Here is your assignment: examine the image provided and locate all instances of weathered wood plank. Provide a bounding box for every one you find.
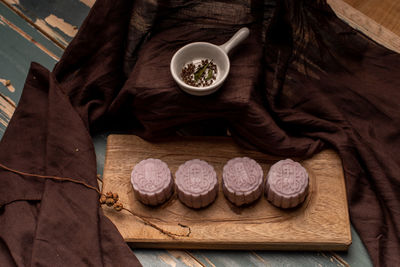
[0,2,63,59]
[184,238,372,267]
[79,0,95,8]
[2,0,91,49]
[327,0,400,53]
[0,14,59,61]
[0,1,62,139]
[132,249,205,267]
[190,250,269,267]
[342,0,400,37]
[192,250,343,267]
[0,92,15,137]
[335,226,373,267]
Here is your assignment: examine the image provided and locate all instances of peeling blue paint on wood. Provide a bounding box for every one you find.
[3,0,90,47]
[337,226,373,267]
[92,132,108,176]
[0,1,62,140]
[133,249,201,267]
[191,250,339,267]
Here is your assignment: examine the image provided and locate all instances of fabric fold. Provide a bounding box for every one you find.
[0,63,140,266]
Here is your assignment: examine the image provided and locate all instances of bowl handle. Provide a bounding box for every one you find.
[219,27,250,54]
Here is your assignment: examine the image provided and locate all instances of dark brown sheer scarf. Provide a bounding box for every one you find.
[0,0,399,266]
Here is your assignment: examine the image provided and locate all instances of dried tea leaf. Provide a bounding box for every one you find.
[206,69,214,81]
[194,61,210,81]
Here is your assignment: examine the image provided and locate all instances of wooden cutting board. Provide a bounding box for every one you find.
[101,135,351,250]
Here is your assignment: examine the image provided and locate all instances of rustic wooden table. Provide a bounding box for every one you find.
[2,0,399,266]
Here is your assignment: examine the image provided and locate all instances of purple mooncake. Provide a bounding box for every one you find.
[222,157,264,206]
[131,158,174,206]
[175,159,218,209]
[265,159,309,209]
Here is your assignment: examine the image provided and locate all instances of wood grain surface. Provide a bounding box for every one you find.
[343,0,400,37]
[102,135,351,250]
[328,0,400,53]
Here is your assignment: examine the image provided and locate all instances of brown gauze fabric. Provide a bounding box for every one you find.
[0,0,399,266]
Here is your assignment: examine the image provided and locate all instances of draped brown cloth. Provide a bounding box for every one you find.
[0,0,399,266]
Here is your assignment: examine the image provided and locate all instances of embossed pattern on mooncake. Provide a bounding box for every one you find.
[175,159,218,209]
[222,157,264,206]
[131,158,174,206]
[265,159,309,209]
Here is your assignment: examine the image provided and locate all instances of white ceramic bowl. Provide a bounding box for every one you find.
[170,27,249,96]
